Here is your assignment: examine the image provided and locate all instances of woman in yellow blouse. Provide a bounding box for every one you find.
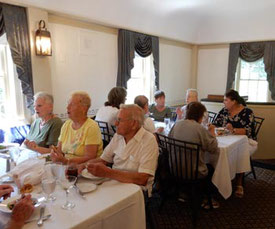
[50,91,103,164]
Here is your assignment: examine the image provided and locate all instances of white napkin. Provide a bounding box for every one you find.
[8,158,45,188]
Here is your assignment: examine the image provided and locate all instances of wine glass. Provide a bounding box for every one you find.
[41,177,56,202]
[60,175,77,210]
[51,162,66,183]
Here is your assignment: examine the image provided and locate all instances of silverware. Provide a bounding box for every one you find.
[37,205,45,226]
[74,185,86,199]
[25,214,51,224]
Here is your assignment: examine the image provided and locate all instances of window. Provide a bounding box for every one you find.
[235,58,272,102]
[0,34,27,123]
[126,52,156,104]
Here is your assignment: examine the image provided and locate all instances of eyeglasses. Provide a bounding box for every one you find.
[115,117,132,123]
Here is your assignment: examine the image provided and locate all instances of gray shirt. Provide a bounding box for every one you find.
[169,119,219,177]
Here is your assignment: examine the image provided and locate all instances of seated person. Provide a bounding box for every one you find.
[51,91,103,164]
[213,89,255,198]
[169,102,219,208]
[23,92,63,154]
[79,104,159,195]
[169,102,219,178]
[149,91,172,122]
[95,87,127,134]
[134,95,163,133]
[176,88,208,127]
[0,185,34,229]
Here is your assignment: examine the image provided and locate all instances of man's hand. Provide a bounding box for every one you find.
[87,163,110,178]
[77,163,86,175]
[0,184,14,199]
[8,195,34,228]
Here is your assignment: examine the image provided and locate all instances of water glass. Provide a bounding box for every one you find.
[164,118,170,129]
[41,177,56,202]
[60,175,77,210]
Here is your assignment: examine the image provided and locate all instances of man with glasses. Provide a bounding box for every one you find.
[78,104,159,195]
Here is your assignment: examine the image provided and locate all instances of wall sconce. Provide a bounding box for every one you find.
[35,20,52,56]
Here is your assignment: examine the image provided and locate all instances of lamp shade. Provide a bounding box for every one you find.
[35,20,52,56]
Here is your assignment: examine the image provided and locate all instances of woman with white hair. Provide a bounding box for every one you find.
[23,92,63,154]
[51,91,103,164]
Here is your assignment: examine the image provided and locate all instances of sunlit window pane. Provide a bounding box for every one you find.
[236,58,270,102]
[126,52,155,105]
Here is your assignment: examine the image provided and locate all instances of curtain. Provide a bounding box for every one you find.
[226,41,275,99]
[239,42,265,62]
[226,43,240,91]
[0,3,34,111]
[264,41,275,100]
[117,29,159,89]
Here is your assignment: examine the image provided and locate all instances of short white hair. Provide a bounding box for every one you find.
[120,104,144,127]
[34,92,54,104]
[186,89,198,97]
[71,91,91,109]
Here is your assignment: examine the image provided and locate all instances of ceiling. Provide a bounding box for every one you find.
[7,0,275,44]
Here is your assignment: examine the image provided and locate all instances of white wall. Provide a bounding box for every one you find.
[46,16,193,118]
[160,40,193,105]
[197,45,229,99]
[49,21,118,117]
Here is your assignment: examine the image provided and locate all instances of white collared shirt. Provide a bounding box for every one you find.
[101,127,159,193]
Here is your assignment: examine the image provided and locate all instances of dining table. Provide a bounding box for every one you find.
[154,120,255,199]
[206,134,253,199]
[0,150,146,229]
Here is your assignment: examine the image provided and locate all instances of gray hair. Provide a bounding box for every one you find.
[71,91,91,109]
[134,95,148,109]
[186,89,198,97]
[34,92,54,104]
[120,104,144,127]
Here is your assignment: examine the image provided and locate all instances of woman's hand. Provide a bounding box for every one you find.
[226,123,234,133]
[208,124,216,137]
[0,184,14,199]
[24,140,38,151]
[50,146,67,164]
[176,107,183,119]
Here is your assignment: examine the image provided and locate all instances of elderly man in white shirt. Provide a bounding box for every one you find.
[79,104,159,194]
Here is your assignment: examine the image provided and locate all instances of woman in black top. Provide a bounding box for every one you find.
[214,89,255,198]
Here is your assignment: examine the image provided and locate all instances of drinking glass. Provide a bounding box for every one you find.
[51,162,66,183]
[60,175,77,210]
[164,118,170,130]
[66,163,78,178]
[41,177,56,202]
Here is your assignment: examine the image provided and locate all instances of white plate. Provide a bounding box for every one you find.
[0,195,42,214]
[76,182,97,193]
[81,168,103,180]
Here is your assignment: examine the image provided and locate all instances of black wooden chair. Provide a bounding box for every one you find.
[96,121,113,149]
[155,133,213,228]
[208,111,217,124]
[111,125,116,133]
[253,116,265,141]
[246,116,265,180]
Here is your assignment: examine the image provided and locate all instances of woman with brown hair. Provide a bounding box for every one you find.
[95,87,127,132]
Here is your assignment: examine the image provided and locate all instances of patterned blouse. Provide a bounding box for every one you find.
[213,107,255,138]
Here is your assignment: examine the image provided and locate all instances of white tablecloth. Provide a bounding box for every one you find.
[0,180,145,229]
[207,135,252,199]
